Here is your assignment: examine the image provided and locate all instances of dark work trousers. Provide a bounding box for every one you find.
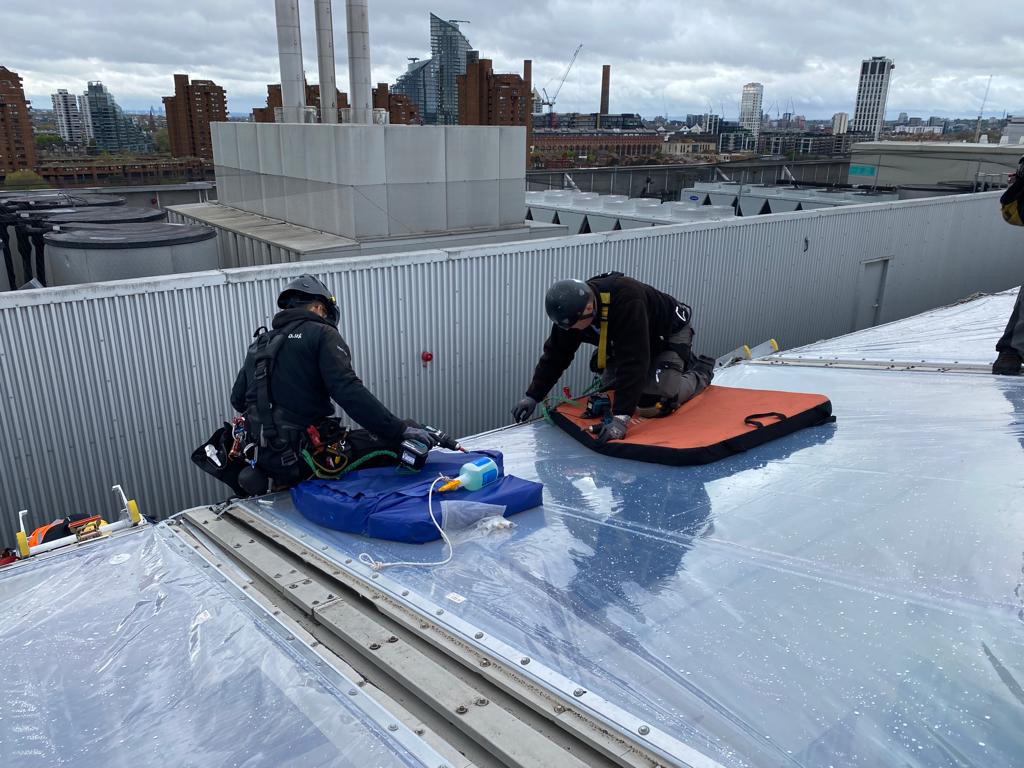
[602,326,712,417]
[996,287,1024,357]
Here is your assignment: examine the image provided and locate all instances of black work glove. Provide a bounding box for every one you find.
[596,415,629,444]
[511,396,537,423]
[402,426,438,448]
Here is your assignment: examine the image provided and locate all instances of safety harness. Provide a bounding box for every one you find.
[251,321,304,444]
[596,291,611,371]
[245,323,421,480]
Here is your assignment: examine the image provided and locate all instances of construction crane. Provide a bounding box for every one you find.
[539,43,583,116]
[973,75,993,143]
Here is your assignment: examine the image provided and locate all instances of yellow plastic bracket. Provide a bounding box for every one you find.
[769,338,779,352]
[127,500,142,526]
[742,344,752,360]
[16,531,29,558]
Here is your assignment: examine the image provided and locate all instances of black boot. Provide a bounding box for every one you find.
[992,350,1023,375]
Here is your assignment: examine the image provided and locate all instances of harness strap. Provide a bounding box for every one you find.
[252,320,304,442]
[596,291,611,371]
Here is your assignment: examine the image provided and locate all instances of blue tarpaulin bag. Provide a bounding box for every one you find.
[290,450,543,543]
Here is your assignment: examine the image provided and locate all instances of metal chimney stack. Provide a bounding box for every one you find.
[314,0,338,123]
[600,64,610,115]
[345,0,373,124]
[274,0,307,123]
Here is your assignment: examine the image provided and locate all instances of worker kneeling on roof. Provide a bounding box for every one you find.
[512,272,715,443]
[229,275,450,495]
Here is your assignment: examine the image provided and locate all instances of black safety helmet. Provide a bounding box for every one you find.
[545,279,594,329]
[277,274,339,325]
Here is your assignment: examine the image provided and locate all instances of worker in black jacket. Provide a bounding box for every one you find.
[511,272,714,443]
[230,274,443,493]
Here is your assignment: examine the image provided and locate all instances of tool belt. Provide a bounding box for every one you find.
[246,410,352,477]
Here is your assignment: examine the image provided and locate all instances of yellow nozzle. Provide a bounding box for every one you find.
[438,479,461,493]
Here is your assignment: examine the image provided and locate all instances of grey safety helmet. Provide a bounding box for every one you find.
[278,274,339,326]
[545,279,594,329]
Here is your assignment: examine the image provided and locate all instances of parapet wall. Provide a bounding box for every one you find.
[211,122,526,240]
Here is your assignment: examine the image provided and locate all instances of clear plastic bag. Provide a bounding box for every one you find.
[474,516,517,534]
[440,500,506,531]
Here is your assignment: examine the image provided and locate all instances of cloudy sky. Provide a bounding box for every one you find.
[4,0,1022,121]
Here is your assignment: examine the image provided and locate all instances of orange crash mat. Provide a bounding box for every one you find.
[550,385,834,465]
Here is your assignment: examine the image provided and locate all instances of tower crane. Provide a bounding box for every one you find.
[539,43,583,116]
[974,75,993,143]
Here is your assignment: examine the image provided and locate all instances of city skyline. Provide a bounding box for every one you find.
[3,0,1022,121]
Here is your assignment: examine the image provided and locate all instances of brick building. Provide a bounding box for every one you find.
[533,112,643,131]
[531,130,662,168]
[663,135,717,159]
[37,156,213,187]
[372,83,419,125]
[456,55,532,127]
[252,83,349,123]
[0,67,37,172]
[162,74,227,159]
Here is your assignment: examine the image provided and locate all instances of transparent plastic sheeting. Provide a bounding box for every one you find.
[0,527,431,768]
[253,364,1024,768]
[781,288,1020,366]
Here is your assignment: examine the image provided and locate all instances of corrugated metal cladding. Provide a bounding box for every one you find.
[1,192,1021,537]
[166,210,305,268]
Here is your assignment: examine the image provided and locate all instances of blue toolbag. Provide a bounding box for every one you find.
[290,450,543,544]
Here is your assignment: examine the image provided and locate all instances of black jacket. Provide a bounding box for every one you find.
[230,308,405,442]
[525,274,693,416]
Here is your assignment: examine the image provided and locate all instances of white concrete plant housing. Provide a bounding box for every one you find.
[849,141,1023,186]
[211,122,527,240]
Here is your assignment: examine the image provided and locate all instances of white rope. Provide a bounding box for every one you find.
[358,475,454,571]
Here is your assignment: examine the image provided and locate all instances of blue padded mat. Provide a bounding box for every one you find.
[291,450,544,543]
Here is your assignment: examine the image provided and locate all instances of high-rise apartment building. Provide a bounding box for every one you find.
[702,113,721,134]
[430,15,472,125]
[0,67,36,172]
[739,83,763,136]
[371,83,419,125]
[162,74,227,159]
[393,14,474,125]
[52,88,92,145]
[831,112,849,135]
[852,56,894,140]
[531,88,544,115]
[82,82,154,153]
[393,59,438,124]
[457,55,531,126]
